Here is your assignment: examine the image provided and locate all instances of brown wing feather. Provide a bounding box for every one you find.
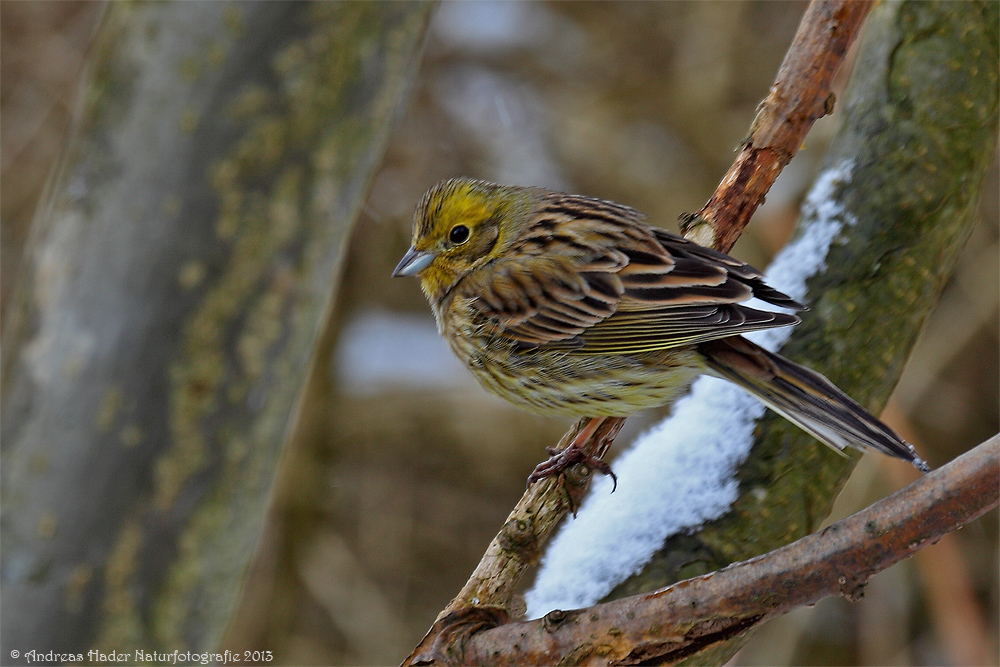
[462,254,626,346]
[460,194,803,351]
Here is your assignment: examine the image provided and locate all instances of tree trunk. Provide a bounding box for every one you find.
[604,1,998,662]
[1,1,433,659]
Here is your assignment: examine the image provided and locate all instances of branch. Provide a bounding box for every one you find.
[682,0,874,253]
[437,417,626,618]
[406,1,875,648]
[452,435,998,665]
[604,0,999,617]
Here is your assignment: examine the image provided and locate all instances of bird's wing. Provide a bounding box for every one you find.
[462,196,802,352]
[575,228,802,353]
[459,250,626,347]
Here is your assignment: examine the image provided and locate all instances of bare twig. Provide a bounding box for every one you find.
[403,1,876,663]
[682,0,875,253]
[455,435,999,666]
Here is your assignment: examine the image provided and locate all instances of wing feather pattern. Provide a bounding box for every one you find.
[456,194,803,353]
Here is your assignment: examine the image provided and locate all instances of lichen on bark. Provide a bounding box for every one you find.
[1,1,433,658]
[603,4,998,665]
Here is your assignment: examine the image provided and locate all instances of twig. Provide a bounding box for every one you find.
[682,0,874,254]
[456,435,999,665]
[403,1,875,663]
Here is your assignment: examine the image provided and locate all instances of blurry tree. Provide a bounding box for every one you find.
[1,1,432,660]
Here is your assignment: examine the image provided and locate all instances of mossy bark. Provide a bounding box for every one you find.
[603,1,998,663]
[0,1,432,659]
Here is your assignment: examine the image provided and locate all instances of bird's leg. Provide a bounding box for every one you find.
[526,417,617,491]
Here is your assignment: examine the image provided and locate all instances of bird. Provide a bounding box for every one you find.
[392,177,929,486]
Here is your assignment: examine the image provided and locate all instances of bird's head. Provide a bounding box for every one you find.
[393,178,536,303]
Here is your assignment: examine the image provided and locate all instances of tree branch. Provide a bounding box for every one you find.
[605,0,999,625]
[438,418,626,618]
[682,0,874,253]
[406,2,875,651]
[452,435,999,665]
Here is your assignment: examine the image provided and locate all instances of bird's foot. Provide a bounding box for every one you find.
[526,444,617,492]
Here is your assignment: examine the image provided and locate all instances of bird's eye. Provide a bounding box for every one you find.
[449,225,470,245]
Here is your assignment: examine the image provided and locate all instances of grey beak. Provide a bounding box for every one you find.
[392,247,435,277]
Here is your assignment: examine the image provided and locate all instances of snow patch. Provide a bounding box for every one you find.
[525,160,857,617]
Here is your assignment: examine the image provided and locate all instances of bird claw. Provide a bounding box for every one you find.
[526,445,617,492]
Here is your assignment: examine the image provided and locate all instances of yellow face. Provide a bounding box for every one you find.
[394,178,534,302]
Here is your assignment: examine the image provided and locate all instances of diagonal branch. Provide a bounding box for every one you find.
[404,3,875,651]
[682,0,874,253]
[456,435,999,665]
[437,417,626,618]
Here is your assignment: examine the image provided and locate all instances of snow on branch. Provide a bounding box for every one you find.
[403,1,877,663]
[526,162,857,616]
[445,436,1000,665]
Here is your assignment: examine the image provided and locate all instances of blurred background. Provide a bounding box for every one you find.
[2,2,996,665]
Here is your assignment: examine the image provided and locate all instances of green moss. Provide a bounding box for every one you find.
[605,4,998,663]
[147,2,434,648]
[95,386,123,432]
[93,522,144,650]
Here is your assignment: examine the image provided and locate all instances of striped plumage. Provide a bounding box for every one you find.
[394,178,929,474]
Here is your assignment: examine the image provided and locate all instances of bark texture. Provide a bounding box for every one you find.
[415,1,874,636]
[607,2,998,662]
[1,2,432,658]
[459,436,998,665]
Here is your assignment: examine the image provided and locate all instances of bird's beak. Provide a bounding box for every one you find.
[392,247,435,277]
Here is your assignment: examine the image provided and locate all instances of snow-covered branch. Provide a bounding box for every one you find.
[405,0,875,653]
[403,1,998,664]
[458,435,998,665]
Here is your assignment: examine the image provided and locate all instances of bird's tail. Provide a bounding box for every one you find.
[698,336,929,473]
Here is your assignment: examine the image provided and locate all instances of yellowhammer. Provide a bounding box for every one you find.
[393,178,928,485]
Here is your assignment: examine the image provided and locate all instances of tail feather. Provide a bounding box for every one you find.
[699,337,929,473]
